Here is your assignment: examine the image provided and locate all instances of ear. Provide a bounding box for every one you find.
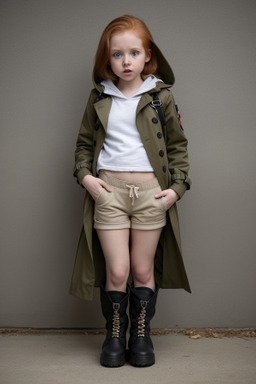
[145,49,151,63]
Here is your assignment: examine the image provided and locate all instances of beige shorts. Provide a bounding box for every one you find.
[94,172,167,230]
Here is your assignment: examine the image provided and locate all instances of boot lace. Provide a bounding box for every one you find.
[112,303,120,338]
[137,300,147,337]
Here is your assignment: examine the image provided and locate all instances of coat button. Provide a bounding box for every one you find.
[159,150,164,157]
[157,132,162,139]
[162,165,167,172]
[152,117,158,124]
[94,140,96,146]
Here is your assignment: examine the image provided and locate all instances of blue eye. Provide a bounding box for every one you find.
[113,52,121,58]
[132,51,139,57]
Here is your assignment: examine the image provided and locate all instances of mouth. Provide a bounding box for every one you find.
[123,69,132,74]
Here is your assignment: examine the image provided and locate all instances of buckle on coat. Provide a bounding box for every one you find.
[150,99,163,109]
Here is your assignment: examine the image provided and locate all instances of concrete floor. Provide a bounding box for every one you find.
[1,332,256,384]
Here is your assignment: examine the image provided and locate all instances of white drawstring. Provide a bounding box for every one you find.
[126,184,140,205]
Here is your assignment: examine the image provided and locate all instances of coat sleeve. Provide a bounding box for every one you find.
[73,91,97,185]
[163,90,191,198]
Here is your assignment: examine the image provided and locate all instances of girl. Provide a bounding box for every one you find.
[70,15,191,368]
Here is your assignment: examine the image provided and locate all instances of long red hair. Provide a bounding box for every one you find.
[94,15,158,82]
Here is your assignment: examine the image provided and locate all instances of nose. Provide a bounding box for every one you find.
[123,54,130,66]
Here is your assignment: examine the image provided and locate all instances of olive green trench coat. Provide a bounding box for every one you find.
[70,43,191,300]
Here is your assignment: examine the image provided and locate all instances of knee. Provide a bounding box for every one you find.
[132,265,153,286]
[107,266,129,289]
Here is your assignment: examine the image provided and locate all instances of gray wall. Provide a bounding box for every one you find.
[1,0,256,329]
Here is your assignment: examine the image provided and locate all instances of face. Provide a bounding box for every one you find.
[109,30,151,88]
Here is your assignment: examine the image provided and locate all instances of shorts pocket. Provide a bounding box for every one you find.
[95,187,106,203]
[152,186,167,212]
[160,196,167,211]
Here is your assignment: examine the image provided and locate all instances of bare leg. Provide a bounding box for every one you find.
[130,228,162,290]
[96,229,130,292]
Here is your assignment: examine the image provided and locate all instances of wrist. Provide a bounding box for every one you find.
[169,187,180,201]
[81,174,93,189]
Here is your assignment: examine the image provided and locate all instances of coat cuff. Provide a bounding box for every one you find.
[73,166,92,186]
[169,171,191,199]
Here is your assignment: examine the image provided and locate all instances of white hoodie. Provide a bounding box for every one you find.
[97,76,162,173]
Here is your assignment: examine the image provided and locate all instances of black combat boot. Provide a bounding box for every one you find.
[128,285,159,367]
[100,285,129,367]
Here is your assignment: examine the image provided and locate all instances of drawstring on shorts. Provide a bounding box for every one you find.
[126,185,140,206]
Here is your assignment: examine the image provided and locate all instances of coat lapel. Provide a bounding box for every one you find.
[136,93,153,114]
[93,97,112,131]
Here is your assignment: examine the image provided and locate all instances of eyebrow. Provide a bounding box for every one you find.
[110,47,142,51]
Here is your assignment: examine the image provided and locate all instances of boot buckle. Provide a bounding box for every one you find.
[140,300,148,309]
[113,303,120,310]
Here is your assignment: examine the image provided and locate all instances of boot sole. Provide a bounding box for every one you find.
[129,353,155,367]
[100,353,126,368]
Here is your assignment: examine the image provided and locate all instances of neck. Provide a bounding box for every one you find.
[116,78,143,98]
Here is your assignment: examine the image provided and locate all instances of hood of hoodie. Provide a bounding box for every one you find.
[93,41,175,92]
[100,75,162,99]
